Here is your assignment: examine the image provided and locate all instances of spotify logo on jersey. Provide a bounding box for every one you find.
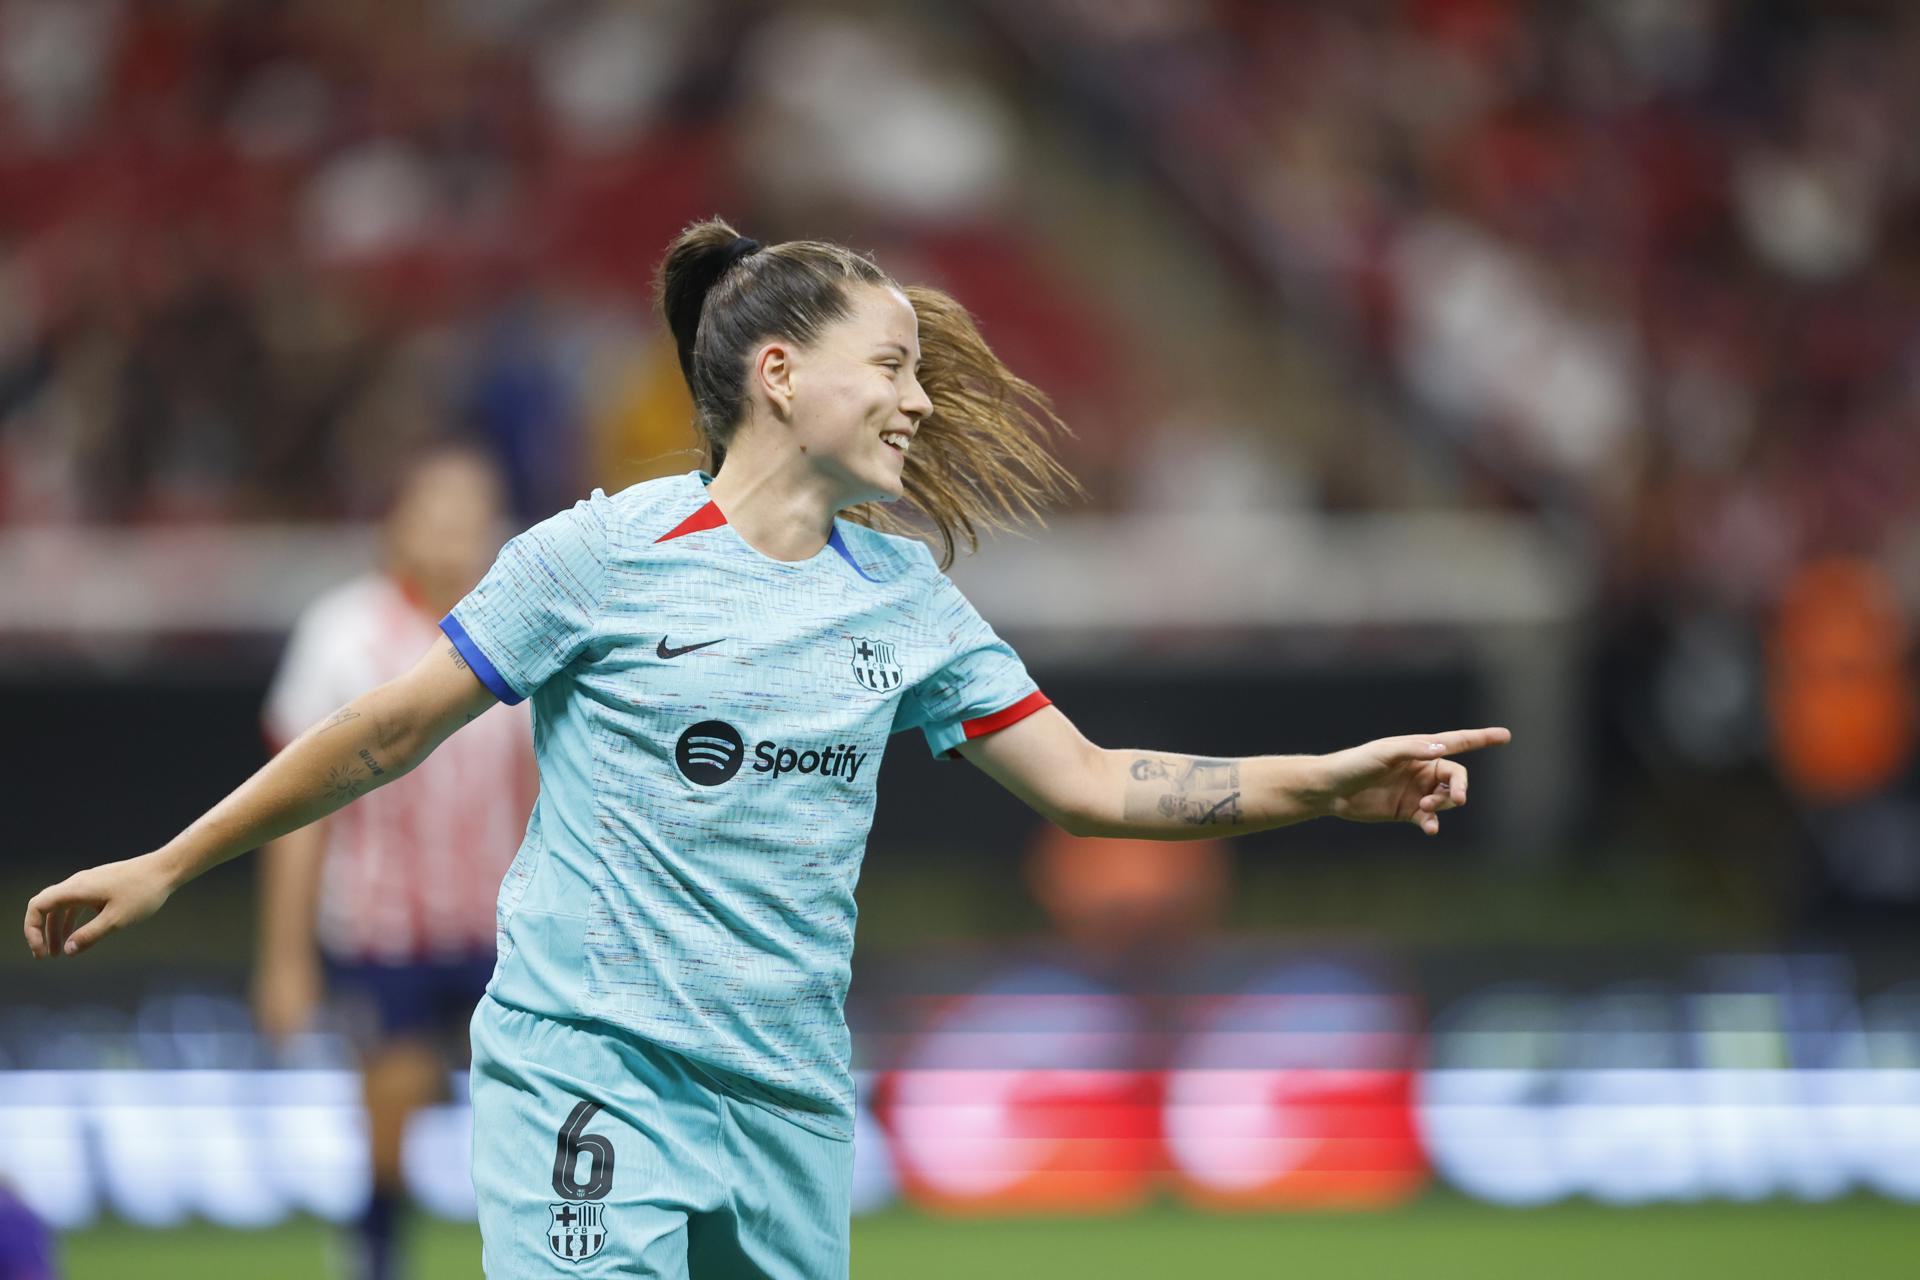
[672,719,872,788]
[675,720,745,786]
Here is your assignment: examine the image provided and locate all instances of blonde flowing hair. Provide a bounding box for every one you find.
[655,218,1080,567]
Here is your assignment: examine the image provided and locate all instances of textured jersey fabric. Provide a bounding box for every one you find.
[442,472,1048,1137]
[264,573,535,962]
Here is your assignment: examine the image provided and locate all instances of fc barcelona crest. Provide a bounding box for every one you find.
[549,1201,607,1262]
[849,637,902,692]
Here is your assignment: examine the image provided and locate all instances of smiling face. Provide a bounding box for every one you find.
[783,284,933,508]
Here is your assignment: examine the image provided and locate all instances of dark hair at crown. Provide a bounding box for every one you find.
[656,217,887,473]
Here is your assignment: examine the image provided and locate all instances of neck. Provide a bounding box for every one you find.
[704,433,842,562]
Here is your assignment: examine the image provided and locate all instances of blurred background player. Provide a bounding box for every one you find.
[252,444,534,1280]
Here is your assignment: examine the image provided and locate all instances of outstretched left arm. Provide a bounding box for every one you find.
[956,706,1511,840]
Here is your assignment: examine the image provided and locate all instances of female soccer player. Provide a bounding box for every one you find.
[24,220,1509,1278]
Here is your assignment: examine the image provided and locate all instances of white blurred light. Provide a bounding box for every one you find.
[0,1068,895,1228]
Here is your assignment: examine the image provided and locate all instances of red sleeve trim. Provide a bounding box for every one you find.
[654,500,728,544]
[961,690,1053,741]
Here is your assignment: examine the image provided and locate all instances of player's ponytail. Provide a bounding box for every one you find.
[656,218,773,473]
[655,219,1079,567]
[658,222,745,385]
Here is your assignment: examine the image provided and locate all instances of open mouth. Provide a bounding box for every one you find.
[881,430,911,456]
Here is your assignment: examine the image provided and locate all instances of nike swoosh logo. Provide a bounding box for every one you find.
[657,636,725,660]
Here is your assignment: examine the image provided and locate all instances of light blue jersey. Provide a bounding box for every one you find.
[442,472,1047,1139]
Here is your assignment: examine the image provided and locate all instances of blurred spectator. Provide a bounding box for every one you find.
[1769,557,1920,914]
[735,9,1016,224]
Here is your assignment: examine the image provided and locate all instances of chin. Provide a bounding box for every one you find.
[824,453,905,508]
[858,465,906,505]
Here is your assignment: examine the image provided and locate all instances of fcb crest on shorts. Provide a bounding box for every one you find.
[548,1201,607,1263]
[849,636,902,692]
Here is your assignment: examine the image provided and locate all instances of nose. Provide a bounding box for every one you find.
[901,373,932,423]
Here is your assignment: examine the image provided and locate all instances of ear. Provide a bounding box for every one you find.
[750,341,798,419]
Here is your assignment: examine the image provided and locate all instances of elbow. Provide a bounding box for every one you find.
[1054,808,1100,839]
[1050,741,1115,839]
[355,686,432,775]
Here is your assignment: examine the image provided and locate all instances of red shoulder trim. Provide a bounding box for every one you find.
[961,690,1053,741]
[655,500,728,544]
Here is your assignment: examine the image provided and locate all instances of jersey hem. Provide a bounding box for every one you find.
[481,988,856,1142]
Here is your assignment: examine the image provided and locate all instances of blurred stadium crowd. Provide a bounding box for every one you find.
[7,0,1917,565]
[0,0,1145,528]
[1028,0,1920,590]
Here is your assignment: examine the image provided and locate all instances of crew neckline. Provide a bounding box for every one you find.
[680,471,878,581]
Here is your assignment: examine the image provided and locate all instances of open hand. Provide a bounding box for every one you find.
[23,853,176,958]
[1317,727,1512,836]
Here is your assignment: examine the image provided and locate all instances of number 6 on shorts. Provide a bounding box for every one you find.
[552,1099,616,1201]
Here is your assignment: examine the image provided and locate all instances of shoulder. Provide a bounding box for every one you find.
[509,473,701,557]
[831,520,943,588]
[600,472,705,524]
[595,471,718,547]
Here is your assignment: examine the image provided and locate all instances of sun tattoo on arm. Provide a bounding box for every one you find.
[324,765,368,805]
[1123,756,1244,827]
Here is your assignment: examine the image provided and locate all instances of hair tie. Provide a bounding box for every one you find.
[722,236,762,270]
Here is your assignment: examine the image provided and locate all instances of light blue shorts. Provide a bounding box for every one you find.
[470,995,853,1278]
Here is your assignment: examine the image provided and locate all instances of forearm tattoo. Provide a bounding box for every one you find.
[317,707,361,734]
[357,748,387,777]
[318,701,400,748]
[323,765,367,805]
[1124,755,1244,827]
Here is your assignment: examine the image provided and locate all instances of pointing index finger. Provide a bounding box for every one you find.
[1423,727,1512,758]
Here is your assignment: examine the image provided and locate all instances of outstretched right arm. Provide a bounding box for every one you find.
[24,638,497,959]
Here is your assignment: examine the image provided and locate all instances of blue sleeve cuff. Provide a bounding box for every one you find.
[440,613,524,706]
